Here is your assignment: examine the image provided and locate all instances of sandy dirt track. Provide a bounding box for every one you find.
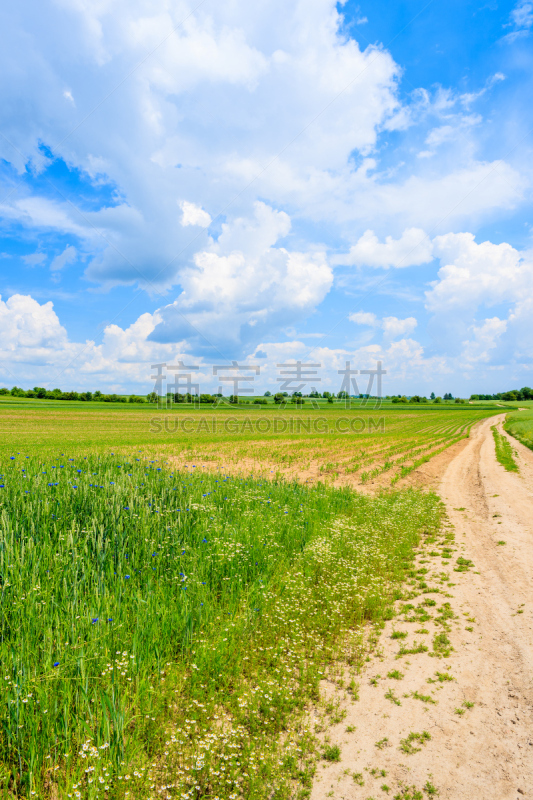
[311,415,533,799]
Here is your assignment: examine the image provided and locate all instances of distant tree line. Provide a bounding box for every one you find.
[0,386,146,403]
[389,393,465,404]
[470,387,533,401]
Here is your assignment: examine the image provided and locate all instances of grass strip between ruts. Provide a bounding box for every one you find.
[491,426,519,472]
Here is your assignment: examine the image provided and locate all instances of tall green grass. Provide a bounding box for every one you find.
[505,410,533,453]
[0,453,443,799]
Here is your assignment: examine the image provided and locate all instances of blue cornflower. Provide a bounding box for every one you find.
[107,618,113,623]
[91,618,99,624]
[53,662,59,667]
[202,538,207,543]
[125,575,130,579]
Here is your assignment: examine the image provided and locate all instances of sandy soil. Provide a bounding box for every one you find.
[166,433,471,494]
[310,415,533,800]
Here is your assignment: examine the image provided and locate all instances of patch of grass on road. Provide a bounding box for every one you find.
[491,426,519,472]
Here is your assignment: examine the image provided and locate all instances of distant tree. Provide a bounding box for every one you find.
[430,392,435,400]
[264,391,271,396]
[433,396,442,403]
[337,390,348,399]
[274,393,285,404]
[0,387,8,395]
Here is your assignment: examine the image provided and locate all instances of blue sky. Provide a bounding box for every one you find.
[0,0,532,396]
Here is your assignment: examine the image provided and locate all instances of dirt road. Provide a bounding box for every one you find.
[311,415,533,799]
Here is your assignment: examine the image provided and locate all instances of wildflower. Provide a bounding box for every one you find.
[91,618,99,624]
[53,662,59,667]
[125,575,130,579]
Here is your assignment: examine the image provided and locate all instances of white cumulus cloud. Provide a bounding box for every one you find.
[336,228,433,268]
[349,311,418,340]
[149,202,333,355]
[179,201,212,228]
[348,311,378,326]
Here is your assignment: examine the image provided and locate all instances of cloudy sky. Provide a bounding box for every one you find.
[1,0,532,397]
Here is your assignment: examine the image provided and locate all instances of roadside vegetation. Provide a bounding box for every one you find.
[505,409,533,453]
[0,452,443,799]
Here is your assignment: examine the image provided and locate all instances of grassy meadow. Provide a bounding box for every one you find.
[505,407,533,452]
[0,400,501,799]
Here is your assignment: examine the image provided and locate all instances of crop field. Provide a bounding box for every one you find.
[0,399,499,489]
[0,401,500,800]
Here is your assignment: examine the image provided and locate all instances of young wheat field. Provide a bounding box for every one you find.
[0,401,501,800]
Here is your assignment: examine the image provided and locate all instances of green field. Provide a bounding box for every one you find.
[0,398,500,488]
[0,402,500,799]
[505,408,533,452]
